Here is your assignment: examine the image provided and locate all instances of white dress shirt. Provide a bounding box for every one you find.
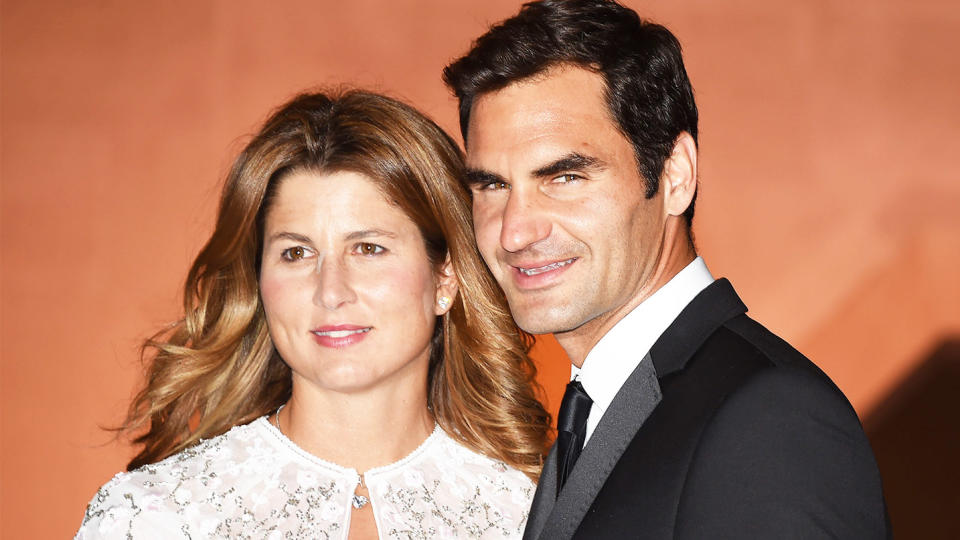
[572,257,714,444]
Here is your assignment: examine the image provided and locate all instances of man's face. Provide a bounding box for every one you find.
[465,65,668,342]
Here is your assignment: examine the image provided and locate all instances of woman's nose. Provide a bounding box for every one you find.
[313,256,357,310]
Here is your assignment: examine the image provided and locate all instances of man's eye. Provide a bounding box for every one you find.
[551,173,581,184]
[355,243,385,256]
[281,246,309,261]
[481,181,510,191]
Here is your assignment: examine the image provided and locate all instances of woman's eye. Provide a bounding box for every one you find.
[356,243,385,256]
[281,246,308,261]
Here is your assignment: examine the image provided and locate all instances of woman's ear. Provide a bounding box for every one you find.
[435,254,459,316]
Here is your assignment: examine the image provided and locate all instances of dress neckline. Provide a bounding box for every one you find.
[257,416,443,480]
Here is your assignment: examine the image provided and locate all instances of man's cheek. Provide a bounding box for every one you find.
[472,211,499,249]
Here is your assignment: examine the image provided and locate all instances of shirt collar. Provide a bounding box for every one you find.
[572,257,714,422]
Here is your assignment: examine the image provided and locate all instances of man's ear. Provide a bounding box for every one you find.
[435,254,460,316]
[662,132,698,217]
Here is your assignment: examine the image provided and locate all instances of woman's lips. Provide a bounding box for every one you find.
[310,325,372,348]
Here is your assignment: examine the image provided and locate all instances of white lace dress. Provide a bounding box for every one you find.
[75,418,535,539]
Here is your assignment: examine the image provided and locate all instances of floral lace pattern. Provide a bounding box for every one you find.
[76,417,534,539]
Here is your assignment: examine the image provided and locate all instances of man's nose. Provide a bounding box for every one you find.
[499,189,552,253]
[313,257,357,310]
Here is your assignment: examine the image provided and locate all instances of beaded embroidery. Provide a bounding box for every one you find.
[75,417,534,539]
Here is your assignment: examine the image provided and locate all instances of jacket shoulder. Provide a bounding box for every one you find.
[673,318,889,538]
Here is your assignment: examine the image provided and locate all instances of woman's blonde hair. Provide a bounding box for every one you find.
[123,90,550,480]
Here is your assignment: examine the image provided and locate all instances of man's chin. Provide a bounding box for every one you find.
[508,300,587,336]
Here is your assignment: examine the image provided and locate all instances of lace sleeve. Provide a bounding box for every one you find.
[74,473,186,539]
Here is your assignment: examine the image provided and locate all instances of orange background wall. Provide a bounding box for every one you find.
[2,1,958,536]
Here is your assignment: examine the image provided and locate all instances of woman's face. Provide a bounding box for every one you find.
[259,170,456,395]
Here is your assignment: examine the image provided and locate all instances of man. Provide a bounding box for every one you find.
[444,1,890,538]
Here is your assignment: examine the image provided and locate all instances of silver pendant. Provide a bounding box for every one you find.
[352,494,369,509]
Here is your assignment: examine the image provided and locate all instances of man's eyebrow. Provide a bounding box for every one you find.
[344,228,397,241]
[531,152,606,178]
[464,168,506,187]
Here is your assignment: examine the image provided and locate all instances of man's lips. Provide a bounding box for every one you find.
[513,257,578,276]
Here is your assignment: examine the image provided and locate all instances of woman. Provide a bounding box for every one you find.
[76,90,550,538]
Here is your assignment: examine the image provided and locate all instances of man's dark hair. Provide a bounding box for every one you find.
[443,0,699,223]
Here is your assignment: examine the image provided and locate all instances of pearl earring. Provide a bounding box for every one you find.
[437,296,451,310]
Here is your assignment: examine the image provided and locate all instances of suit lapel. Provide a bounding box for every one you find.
[534,355,662,540]
[523,444,559,540]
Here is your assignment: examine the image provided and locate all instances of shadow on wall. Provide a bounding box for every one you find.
[864,337,960,539]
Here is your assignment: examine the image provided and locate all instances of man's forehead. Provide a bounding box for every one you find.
[469,66,607,128]
[465,66,623,170]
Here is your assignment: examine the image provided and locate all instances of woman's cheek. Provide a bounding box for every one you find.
[259,271,309,319]
[374,265,434,306]
[259,274,285,309]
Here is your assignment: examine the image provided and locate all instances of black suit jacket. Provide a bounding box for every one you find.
[524,279,890,539]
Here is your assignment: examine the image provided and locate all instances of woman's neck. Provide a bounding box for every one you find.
[277,382,435,474]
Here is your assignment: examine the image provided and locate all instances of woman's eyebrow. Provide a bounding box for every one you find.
[267,231,312,244]
[344,228,398,241]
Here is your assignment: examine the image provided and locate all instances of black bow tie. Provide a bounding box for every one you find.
[556,380,593,496]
